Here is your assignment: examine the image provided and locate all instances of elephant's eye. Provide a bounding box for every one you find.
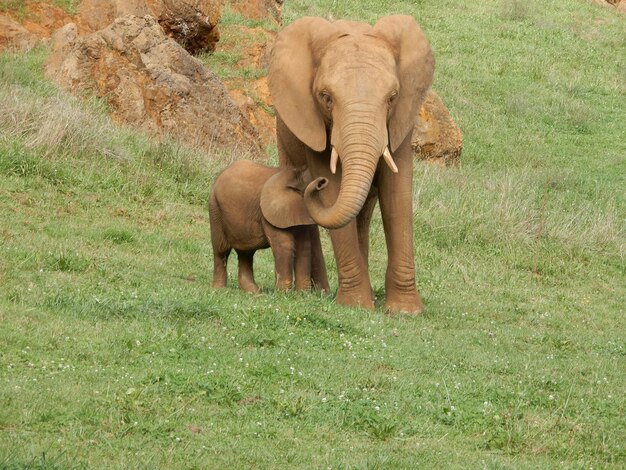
[319,92,333,110]
[387,91,398,106]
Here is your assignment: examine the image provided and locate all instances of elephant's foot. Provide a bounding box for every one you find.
[294,279,312,292]
[239,270,261,294]
[239,279,261,294]
[276,279,294,292]
[312,280,330,294]
[336,283,375,310]
[212,258,229,289]
[384,291,424,315]
[212,278,227,289]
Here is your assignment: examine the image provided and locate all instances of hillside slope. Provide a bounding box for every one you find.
[1,1,625,468]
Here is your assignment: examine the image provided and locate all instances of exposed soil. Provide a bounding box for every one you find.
[1,1,73,41]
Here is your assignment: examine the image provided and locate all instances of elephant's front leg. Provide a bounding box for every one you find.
[377,137,423,314]
[263,220,295,291]
[329,224,374,308]
[305,151,374,309]
[236,250,261,294]
[309,226,330,292]
[293,226,312,291]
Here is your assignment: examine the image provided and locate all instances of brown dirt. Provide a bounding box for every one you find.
[1,1,73,39]
[0,15,38,51]
[230,0,282,23]
[22,2,73,37]
[216,23,277,147]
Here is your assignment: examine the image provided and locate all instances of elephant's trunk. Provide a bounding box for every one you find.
[304,113,384,229]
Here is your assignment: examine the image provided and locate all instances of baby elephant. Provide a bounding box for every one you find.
[209,160,329,294]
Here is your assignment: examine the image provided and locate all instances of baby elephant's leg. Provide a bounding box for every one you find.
[294,226,312,291]
[212,248,230,289]
[236,250,261,294]
[309,226,330,292]
[263,220,295,291]
[209,197,230,289]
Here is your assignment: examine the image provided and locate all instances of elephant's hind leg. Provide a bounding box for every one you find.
[212,248,230,289]
[209,196,230,289]
[236,250,261,294]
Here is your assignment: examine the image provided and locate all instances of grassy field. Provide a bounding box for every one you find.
[1,0,625,468]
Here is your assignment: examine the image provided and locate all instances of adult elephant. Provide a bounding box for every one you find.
[267,15,434,314]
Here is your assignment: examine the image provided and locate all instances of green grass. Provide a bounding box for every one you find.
[1,0,625,468]
[200,5,276,84]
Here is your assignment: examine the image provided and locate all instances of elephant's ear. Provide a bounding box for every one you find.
[372,15,435,152]
[261,168,315,229]
[269,17,340,152]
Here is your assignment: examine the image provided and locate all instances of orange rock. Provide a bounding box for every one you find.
[145,0,222,54]
[46,17,263,158]
[74,0,221,54]
[411,90,463,167]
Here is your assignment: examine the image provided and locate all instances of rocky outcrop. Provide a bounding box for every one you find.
[145,0,221,54]
[0,16,38,52]
[45,16,263,157]
[1,0,222,53]
[230,0,283,23]
[76,0,221,53]
[75,0,150,33]
[412,90,463,167]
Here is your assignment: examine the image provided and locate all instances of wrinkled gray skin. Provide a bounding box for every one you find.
[268,15,434,313]
[209,160,329,293]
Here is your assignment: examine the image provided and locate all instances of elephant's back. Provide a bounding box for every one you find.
[212,161,277,251]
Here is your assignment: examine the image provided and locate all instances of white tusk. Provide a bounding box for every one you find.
[330,146,339,174]
[383,146,398,173]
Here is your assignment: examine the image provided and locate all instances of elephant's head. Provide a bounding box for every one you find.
[268,15,434,229]
[260,167,315,229]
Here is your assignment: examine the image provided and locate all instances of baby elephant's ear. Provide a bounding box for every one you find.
[261,168,315,229]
